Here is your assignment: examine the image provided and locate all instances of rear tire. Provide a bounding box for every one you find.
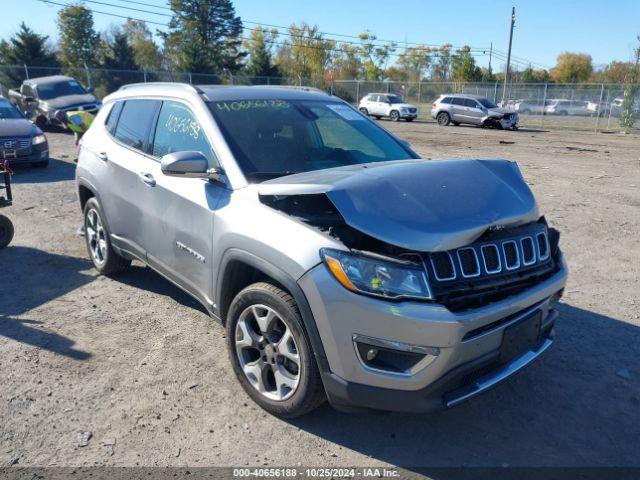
[83,197,131,275]
[0,214,14,249]
[436,112,451,126]
[226,282,325,418]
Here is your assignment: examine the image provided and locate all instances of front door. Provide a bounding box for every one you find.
[141,100,225,309]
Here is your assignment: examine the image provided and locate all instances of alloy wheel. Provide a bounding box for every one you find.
[235,304,301,401]
[86,208,107,265]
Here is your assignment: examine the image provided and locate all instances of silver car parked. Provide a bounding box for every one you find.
[432,94,519,130]
[77,83,566,417]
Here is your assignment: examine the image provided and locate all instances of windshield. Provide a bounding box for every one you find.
[208,99,415,181]
[388,95,404,104]
[37,80,86,100]
[0,102,23,119]
[479,98,497,109]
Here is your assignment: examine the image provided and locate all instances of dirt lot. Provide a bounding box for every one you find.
[1,122,639,473]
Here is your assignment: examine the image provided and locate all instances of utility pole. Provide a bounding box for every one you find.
[501,6,515,105]
[488,42,493,73]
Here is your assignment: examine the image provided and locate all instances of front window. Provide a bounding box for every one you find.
[37,80,87,100]
[0,102,23,119]
[478,98,497,109]
[387,95,404,104]
[208,99,415,181]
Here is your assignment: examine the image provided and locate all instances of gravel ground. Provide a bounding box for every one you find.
[1,122,639,473]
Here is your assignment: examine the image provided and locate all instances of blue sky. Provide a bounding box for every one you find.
[2,0,639,70]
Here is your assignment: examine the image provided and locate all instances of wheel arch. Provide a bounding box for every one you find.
[216,248,330,373]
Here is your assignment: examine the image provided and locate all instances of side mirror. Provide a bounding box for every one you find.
[160,151,224,181]
[86,86,94,94]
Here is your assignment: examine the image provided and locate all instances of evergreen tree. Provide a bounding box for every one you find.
[0,23,58,87]
[244,27,279,78]
[102,31,139,91]
[162,0,244,73]
[57,4,100,69]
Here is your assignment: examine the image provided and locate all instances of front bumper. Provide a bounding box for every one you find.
[298,254,567,412]
[400,111,418,119]
[1,142,49,165]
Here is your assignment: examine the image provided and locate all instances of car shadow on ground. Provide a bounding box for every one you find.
[0,246,94,359]
[114,265,209,315]
[289,303,640,472]
[9,157,76,184]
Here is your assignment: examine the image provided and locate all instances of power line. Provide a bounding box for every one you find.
[37,0,492,62]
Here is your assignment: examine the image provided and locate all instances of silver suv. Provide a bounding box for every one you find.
[76,83,567,417]
[432,94,519,129]
[359,93,418,121]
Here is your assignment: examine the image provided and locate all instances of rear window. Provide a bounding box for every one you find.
[114,99,160,151]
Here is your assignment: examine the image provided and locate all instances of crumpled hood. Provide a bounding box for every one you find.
[259,159,539,251]
[41,93,98,110]
[487,107,516,117]
[0,118,38,137]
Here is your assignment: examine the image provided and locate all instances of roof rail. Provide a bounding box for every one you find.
[254,85,329,95]
[118,82,203,94]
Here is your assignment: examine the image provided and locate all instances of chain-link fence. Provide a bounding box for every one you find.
[1,64,638,133]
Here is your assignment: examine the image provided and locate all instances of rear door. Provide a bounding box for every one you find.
[141,99,224,308]
[101,98,161,258]
[450,97,468,122]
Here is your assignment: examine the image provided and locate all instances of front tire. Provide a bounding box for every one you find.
[436,111,451,126]
[0,214,14,249]
[226,282,325,418]
[390,110,400,122]
[359,107,369,116]
[83,197,131,275]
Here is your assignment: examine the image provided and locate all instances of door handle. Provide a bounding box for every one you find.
[138,172,156,187]
[98,152,108,162]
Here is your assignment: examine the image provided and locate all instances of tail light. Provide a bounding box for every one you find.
[432,102,436,108]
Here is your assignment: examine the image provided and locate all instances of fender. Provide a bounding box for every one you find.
[216,248,330,373]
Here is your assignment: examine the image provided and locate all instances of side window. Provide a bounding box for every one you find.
[451,97,466,106]
[105,101,123,135]
[152,101,214,162]
[114,99,160,151]
[464,98,480,108]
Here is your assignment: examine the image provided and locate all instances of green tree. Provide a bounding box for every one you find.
[451,45,481,82]
[0,22,58,87]
[101,31,138,91]
[596,61,635,84]
[396,45,431,82]
[332,43,361,80]
[123,19,162,70]
[243,26,279,77]
[162,0,244,73]
[480,66,496,82]
[356,32,395,80]
[432,44,452,81]
[521,67,550,83]
[552,52,593,83]
[57,4,100,69]
[620,36,639,131]
[276,23,335,81]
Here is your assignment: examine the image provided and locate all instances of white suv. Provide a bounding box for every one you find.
[359,93,418,122]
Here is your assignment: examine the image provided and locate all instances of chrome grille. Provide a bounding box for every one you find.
[428,228,551,282]
[1,138,31,150]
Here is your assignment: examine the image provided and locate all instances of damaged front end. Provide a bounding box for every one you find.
[482,110,519,130]
[259,159,562,311]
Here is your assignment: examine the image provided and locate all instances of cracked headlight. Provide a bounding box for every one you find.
[321,248,432,300]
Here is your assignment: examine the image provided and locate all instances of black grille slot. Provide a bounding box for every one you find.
[537,232,549,260]
[481,244,501,273]
[503,241,520,270]
[521,237,536,265]
[430,252,455,281]
[457,248,480,277]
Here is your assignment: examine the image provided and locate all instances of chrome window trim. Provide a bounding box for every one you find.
[480,243,502,274]
[536,231,550,261]
[429,251,457,281]
[502,240,521,270]
[520,236,537,266]
[457,247,481,278]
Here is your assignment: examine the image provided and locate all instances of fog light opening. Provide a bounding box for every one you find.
[366,348,379,361]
